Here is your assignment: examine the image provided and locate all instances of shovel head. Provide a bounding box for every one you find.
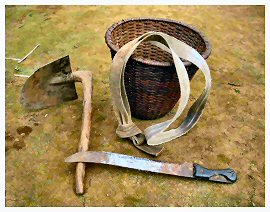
[21,55,78,110]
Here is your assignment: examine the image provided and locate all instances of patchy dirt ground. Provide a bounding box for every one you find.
[5,5,265,206]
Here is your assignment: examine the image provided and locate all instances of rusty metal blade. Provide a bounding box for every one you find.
[65,151,194,178]
[20,55,78,110]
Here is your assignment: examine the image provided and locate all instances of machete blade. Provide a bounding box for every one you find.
[65,151,194,178]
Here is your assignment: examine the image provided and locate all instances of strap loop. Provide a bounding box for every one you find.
[116,122,142,139]
[109,31,211,153]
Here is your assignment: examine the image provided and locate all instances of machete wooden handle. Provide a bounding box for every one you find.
[71,71,93,194]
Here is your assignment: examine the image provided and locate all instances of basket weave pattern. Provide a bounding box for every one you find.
[105,18,211,120]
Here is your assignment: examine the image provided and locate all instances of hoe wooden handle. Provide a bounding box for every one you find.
[71,71,93,194]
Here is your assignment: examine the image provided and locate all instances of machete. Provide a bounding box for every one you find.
[65,151,237,184]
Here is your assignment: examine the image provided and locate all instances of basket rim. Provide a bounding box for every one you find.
[105,17,212,67]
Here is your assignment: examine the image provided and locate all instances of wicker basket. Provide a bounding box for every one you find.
[105,18,211,120]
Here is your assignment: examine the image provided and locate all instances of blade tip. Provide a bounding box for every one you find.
[64,157,73,163]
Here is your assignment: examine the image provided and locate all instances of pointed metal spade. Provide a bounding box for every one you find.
[21,55,93,194]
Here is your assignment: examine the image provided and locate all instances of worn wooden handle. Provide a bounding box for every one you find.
[71,71,93,194]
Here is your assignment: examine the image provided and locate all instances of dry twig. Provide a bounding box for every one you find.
[14,74,30,78]
[18,44,40,64]
[5,44,40,64]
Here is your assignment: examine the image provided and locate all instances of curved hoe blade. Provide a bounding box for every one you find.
[20,55,78,110]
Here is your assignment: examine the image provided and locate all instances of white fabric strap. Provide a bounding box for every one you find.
[109,31,211,147]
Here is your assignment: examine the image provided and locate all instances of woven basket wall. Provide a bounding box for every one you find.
[105,18,211,120]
